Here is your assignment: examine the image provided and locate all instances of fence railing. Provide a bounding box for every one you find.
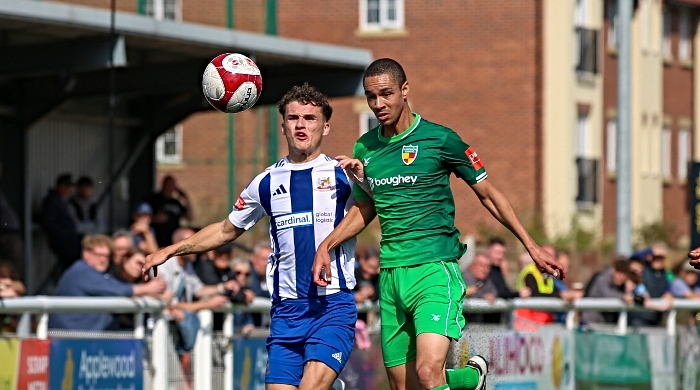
[1,296,698,389]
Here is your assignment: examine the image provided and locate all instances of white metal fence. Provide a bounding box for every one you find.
[1,296,699,389]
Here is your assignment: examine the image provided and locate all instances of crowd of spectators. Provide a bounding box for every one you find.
[5,171,700,349]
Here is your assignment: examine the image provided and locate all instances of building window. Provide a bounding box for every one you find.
[663,9,672,59]
[679,10,692,61]
[156,125,183,164]
[359,112,380,136]
[662,127,672,179]
[576,28,599,75]
[359,0,404,31]
[145,0,181,21]
[575,0,588,27]
[606,119,617,175]
[679,128,691,180]
[607,0,618,50]
[576,112,598,206]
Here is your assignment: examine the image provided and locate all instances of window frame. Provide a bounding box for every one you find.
[145,0,181,21]
[606,119,617,175]
[679,10,692,61]
[359,111,380,137]
[607,0,618,50]
[663,8,673,59]
[359,0,405,31]
[661,127,672,179]
[156,124,183,164]
[678,128,691,181]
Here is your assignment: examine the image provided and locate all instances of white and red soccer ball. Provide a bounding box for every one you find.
[202,53,263,113]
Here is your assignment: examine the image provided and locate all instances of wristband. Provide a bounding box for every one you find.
[217,283,226,295]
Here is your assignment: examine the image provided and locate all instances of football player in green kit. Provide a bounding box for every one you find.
[313,58,565,390]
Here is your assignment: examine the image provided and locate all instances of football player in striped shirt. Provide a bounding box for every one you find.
[143,83,361,390]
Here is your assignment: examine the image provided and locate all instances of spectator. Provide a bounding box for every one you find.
[195,242,254,329]
[581,258,631,325]
[49,234,166,331]
[112,230,136,268]
[156,228,236,350]
[354,247,380,324]
[0,260,25,332]
[147,176,193,247]
[515,250,565,328]
[0,161,23,278]
[485,237,521,299]
[41,173,81,281]
[0,260,25,298]
[68,176,104,237]
[113,248,173,329]
[638,245,673,326]
[626,270,671,326]
[130,202,159,254]
[156,228,234,387]
[248,241,272,299]
[248,241,272,327]
[670,261,700,299]
[462,252,500,323]
[231,258,256,336]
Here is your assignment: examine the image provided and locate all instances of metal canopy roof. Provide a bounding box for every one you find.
[0,0,372,128]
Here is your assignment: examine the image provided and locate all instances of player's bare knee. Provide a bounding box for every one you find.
[415,362,444,389]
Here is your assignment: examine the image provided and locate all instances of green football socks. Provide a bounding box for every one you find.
[445,366,481,390]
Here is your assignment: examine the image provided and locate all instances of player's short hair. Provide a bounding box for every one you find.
[363,58,407,87]
[82,234,113,253]
[487,237,505,247]
[277,82,333,121]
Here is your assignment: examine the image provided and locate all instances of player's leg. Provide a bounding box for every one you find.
[297,360,339,390]
[265,303,306,389]
[385,361,419,390]
[410,261,486,390]
[302,293,357,390]
[380,267,420,390]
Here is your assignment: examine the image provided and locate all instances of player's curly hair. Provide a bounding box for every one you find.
[363,58,407,87]
[277,82,333,121]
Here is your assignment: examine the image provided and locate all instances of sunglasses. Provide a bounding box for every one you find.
[235,270,250,276]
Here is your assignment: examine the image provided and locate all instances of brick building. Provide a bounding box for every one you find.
[45,0,700,251]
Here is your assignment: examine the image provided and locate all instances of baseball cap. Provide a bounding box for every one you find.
[683,261,699,273]
[133,202,153,215]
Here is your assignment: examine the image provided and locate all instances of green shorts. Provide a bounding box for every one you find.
[379,260,467,368]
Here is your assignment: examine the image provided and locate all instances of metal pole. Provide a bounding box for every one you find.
[616,0,633,256]
[107,0,117,232]
[194,310,213,390]
[223,312,234,390]
[151,313,169,390]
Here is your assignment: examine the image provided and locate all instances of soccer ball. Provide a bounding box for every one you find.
[202,53,263,113]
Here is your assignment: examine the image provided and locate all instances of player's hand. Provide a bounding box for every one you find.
[142,248,171,281]
[312,247,332,287]
[689,247,700,269]
[335,155,365,183]
[529,245,566,280]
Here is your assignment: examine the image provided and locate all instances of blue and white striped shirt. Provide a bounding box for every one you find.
[229,154,356,302]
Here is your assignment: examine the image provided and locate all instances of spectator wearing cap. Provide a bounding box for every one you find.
[68,176,104,237]
[130,202,159,254]
[49,234,167,331]
[41,173,81,281]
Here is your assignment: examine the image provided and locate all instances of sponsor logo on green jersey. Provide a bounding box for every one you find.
[368,174,418,190]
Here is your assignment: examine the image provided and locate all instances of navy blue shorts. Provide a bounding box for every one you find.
[265,292,357,386]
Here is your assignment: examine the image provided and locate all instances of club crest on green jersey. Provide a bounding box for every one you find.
[402,144,418,165]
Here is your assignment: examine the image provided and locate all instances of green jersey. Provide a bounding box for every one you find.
[353,113,487,268]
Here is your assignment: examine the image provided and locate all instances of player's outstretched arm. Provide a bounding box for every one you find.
[470,179,566,279]
[142,218,245,280]
[313,200,376,287]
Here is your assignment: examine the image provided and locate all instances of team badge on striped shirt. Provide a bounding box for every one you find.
[402,144,418,165]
